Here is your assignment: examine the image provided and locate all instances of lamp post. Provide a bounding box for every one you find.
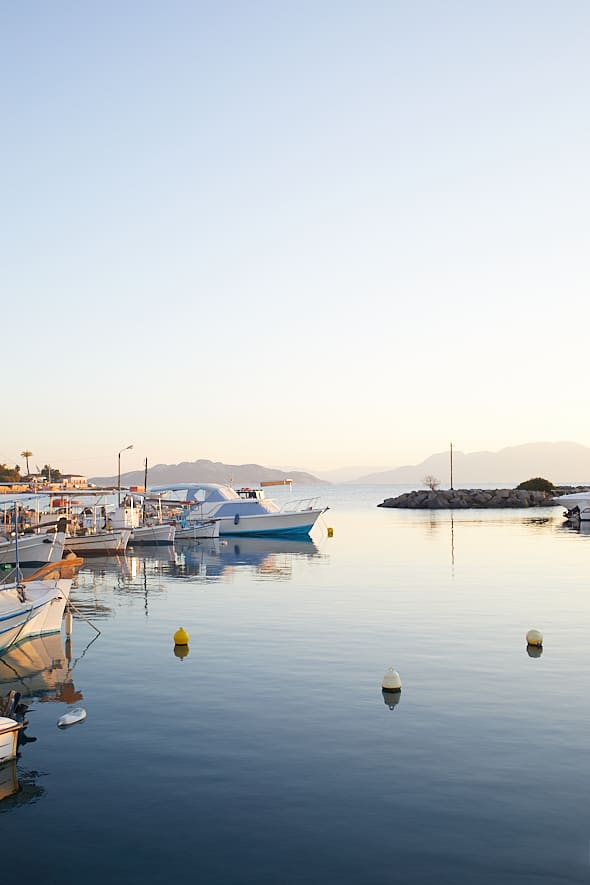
[118,445,133,505]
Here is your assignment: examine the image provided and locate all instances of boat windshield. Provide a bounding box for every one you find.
[150,484,240,504]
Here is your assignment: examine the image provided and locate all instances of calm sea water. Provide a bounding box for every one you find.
[2,484,590,884]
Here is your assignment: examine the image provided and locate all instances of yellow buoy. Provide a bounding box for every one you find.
[327,527,334,537]
[174,627,190,646]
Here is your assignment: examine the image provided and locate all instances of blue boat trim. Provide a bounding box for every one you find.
[221,524,315,538]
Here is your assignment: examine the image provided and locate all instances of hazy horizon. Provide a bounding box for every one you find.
[3,3,587,477]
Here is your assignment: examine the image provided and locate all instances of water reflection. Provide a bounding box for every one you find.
[174,535,323,580]
[0,630,88,808]
[0,760,45,809]
[0,632,82,705]
[73,538,324,587]
[382,690,401,711]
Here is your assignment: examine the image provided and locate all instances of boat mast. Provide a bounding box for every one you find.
[13,504,21,583]
[143,458,148,525]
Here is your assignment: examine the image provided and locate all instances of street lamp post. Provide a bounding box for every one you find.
[118,445,133,505]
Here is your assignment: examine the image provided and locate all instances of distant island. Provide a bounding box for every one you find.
[91,459,325,488]
[354,442,590,486]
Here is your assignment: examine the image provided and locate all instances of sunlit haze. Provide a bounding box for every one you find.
[3,3,588,478]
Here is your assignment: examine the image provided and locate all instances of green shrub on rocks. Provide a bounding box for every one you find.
[515,477,555,493]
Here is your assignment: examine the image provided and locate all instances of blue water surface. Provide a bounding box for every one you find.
[1,485,589,884]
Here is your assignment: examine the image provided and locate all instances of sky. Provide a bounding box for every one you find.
[2,1,589,478]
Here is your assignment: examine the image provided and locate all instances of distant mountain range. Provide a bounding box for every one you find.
[91,459,325,488]
[89,442,590,489]
[355,442,590,486]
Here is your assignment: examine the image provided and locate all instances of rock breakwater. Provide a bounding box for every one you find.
[378,488,556,509]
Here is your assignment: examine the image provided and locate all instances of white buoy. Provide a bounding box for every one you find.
[57,707,87,728]
[65,609,73,636]
[381,667,402,693]
[526,629,543,647]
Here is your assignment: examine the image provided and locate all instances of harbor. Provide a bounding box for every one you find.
[1,485,589,882]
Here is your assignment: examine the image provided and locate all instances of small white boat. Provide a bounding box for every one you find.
[109,498,176,546]
[174,519,220,540]
[0,519,67,568]
[129,522,176,547]
[64,529,131,556]
[0,578,72,652]
[0,717,22,763]
[149,483,327,538]
[57,707,86,727]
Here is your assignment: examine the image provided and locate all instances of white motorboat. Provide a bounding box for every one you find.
[0,578,72,653]
[553,491,590,521]
[0,518,67,568]
[149,483,327,537]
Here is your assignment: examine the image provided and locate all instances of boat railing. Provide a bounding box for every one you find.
[279,497,320,514]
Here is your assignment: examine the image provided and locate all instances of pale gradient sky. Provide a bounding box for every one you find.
[2,2,589,477]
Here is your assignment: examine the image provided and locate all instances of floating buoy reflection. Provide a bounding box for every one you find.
[382,690,401,711]
[173,644,190,661]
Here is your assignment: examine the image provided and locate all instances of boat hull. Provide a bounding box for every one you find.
[64,529,131,556]
[553,493,590,521]
[175,521,220,540]
[129,524,176,546]
[0,530,66,568]
[0,578,72,653]
[217,509,325,537]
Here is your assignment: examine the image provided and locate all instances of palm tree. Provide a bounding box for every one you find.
[20,450,33,476]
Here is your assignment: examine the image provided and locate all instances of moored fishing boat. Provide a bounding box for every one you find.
[0,578,72,652]
[173,518,220,540]
[129,523,176,546]
[0,518,68,568]
[63,529,131,556]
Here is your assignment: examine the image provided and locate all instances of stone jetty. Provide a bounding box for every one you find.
[378,488,556,510]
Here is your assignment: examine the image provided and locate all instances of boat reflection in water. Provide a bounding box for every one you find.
[0,759,45,809]
[174,535,324,580]
[0,632,82,706]
[0,630,84,807]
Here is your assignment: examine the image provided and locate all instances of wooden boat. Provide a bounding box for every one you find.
[23,554,84,582]
[0,717,22,763]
